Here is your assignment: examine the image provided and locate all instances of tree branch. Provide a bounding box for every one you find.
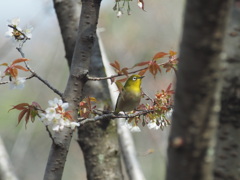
[86,62,166,81]
[79,109,154,124]
[16,47,63,97]
[43,0,102,179]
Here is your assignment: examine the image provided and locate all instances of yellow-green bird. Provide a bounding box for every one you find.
[115,75,144,114]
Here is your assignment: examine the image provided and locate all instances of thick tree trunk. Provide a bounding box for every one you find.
[53,0,123,179]
[44,0,101,179]
[166,1,233,180]
[53,0,81,66]
[77,37,123,180]
[214,1,240,180]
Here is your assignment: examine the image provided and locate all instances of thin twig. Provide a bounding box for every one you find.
[87,62,166,81]
[142,91,155,104]
[79,110,154,124]
[8,25,30,40]
[6,25,63,97]
[0,74,34,85]
[16,47,63,97]
[45,126,55,144]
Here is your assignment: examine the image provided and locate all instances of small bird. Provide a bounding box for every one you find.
[115,75,144,114]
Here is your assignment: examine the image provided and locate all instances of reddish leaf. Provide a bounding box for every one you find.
[110,61,121,72]
[132,61,150,68]
[152,52,168,61]
[18,109,28,125]
[166,83,172,92]
[149,61,161,77]
[117,77,128,83]
[25,110,30,126]
[14,65,29,72]
[121,67,129,76]
[12,58,29,65]
[138,68,148,76]
[32,102,42,110]
[9,103,30,111]
[79,101,87,108]
[64,111,73,121]
[10,68,18,78]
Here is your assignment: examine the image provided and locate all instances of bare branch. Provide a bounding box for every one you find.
[87,62,166,81]
[5,25,63,97]
[16,45,63,98]
[79,110,154,125]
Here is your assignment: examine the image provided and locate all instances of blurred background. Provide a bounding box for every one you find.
[0,0,184,179]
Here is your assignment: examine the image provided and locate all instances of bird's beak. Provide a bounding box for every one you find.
[139,76,144,79]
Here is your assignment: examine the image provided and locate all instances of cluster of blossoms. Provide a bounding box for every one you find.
[0,18,33,89]
[122,84,174,132]
[123,108,173,132]
[113,0,144,18]
[5,17,33,41]
[40,98,80,132]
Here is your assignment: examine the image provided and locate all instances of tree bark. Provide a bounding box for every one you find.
[53,0,81,67]
[53,0,123,179]
[77,36,123,180]
[44,0,101,179]
[214,1,240,180]
[166,1,233,180]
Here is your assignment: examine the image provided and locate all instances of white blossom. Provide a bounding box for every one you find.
[117,10,123,18]
[5,18,33,41]
[137,1,143,9]
[130,125,141,132]
[22,25,33,39]
[68,122,80,130]
[165,108,173,120]
[9,77,26,89]
[147,121,160,130]
[39,98,80,132]
[124,121,141,132]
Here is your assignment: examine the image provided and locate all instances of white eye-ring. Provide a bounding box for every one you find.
[132,76,137,81]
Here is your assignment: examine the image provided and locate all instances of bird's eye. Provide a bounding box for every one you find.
[132,76,137,81]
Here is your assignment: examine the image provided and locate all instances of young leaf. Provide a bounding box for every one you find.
[9,68,18,78]
[17,109,28,125]
[132,61,150,68]
[110,60,121,72]
[152,52,168,61]
[9,103,30,111]
[25,110,30,127]
[138,68,148,76]
[14,65,29,72]
[121,67,129,76]
[149,61,161,77]
[12,58,29,65]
